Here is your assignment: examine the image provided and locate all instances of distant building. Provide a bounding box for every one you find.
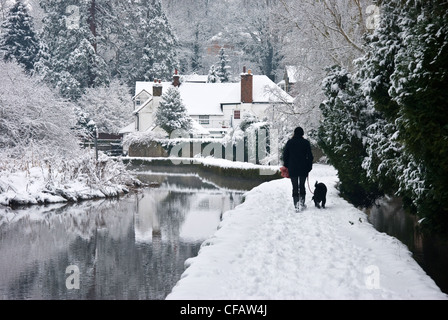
[121,68,294,139]
[278,65,305,96]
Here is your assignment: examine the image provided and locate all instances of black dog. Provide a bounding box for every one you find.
[312,181,327,209]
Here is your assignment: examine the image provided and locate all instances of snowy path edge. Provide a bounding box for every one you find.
[166,164,448,300]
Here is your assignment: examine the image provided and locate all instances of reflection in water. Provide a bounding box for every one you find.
[0,173,244,300]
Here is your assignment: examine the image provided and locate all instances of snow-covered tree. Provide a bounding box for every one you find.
[155,87,192,134]
[75,80,133,134]
[236,0,283,82]
[314,0,448,232]
[73,105,96,141]
[127,0,178,83]
[0,61,79,157]
[36,0,110,100]
[318,65,383,207]
[358,0,448,232]
[0,0,40,72]
[207,64,219,83]
[190,24,203,73]
[239,112,259,132]
[216,47,231,83]
[270,0,371,136]
[0,0,10,22]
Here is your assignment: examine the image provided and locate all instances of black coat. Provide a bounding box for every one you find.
[282,136,313,177]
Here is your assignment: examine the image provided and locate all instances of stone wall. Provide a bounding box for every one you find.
[128,141,168,158]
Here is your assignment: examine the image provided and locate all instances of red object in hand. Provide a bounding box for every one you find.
[280,166,290,178]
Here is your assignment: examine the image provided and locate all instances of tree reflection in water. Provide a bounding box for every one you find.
[0,173,244,300]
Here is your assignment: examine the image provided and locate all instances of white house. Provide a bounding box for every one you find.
[121,68,294,138]
[277,65,312,97]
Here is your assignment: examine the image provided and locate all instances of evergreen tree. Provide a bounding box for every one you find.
[354,0,408,204]
[155,87,192,134]
[36,0,110,100]
[129,0,179,83]
[190,24,203,73]
[358,0,448,233]
[216,47,231,83]
[318,66,383,207]
[84,0,129,81]
[389,0,448,232]
[73,106,96,141]
[207,64,219,83]
[0,0,40,72]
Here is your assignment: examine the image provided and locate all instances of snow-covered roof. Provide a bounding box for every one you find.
[119,122,135,134]
[132,88,151,100]
[285,65,300,83]
[182,82,237,115]
[133,96,153,115]
[285,65,310,84]
[182,74,208,83]
[252,75,294,104]
[134,75,294,116]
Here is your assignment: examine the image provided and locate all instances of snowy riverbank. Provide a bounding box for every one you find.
[123,156,281,172]
[0,153,138,207]
[166,164,448,300]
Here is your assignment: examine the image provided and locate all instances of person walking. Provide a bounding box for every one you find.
[282,127,314,211]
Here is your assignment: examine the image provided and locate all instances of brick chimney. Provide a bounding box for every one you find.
[153,79,162,97]
[172,69,181,87]
[241,67,253,103]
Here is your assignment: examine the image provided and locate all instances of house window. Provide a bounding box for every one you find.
[199,115,210,125]
[136,100,141,106]
[234,110,241,120]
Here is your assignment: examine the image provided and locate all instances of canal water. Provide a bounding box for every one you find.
[2,168,447,299]
[366,197,448,294]
[0,172,245,300]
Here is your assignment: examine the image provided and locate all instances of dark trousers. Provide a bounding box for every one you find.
[291,176,307,198]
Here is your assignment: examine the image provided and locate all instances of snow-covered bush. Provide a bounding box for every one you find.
[75,80,134,134]
[122,131,168,150]
[239,112,259,132]
[0,61,79,157]
[0,61,139,206]
[0,150,138,206]
[318,65,383,207]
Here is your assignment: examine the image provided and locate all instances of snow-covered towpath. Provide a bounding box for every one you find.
[166,164,447,300]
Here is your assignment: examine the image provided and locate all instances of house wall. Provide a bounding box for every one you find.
[223,103,271,128]
[242,103,270,120]
[135,91,151,110]
[190,115,227,129]
[222,104,240,128]
[137,98,160,132]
